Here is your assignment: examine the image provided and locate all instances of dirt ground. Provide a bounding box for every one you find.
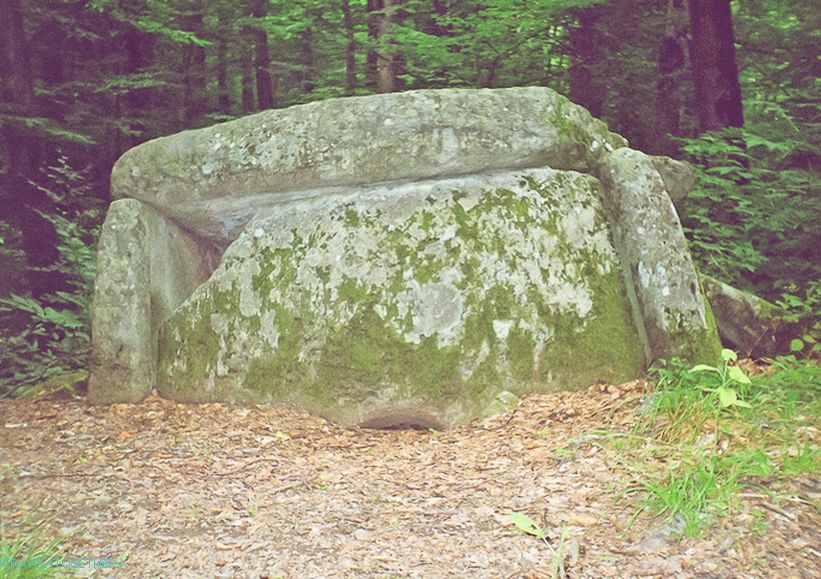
[1,381,819,578]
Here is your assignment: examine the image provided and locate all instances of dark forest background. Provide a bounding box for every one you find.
[1,0,818,394]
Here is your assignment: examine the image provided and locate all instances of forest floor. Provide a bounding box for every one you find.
[1,379,818,578]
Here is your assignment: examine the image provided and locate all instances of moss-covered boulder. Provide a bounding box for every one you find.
[90,86,722,424]
[158,169,644,428]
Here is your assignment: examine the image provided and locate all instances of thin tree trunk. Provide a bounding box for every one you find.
[0,0,60,296]
[240,20,255,112]
[418,0,451,87]
[687,0,744,133]
[568,6,607,118]
[40,20,65,113]
[0,0,34,169]
[545,24,561,86]
[124,29,154,141]
[430,0,449,36]
[300,28,316,94]
[653,0,688,155]
[241,49,255,112]
[182,13,207,123]
[376,0,398,93]
[217,33,230,112]
[214,4,231,114]
[485,56,502,88]
[251,0,276,109]
[341,0,356,93]
[125,31,153,111]
[366,0,381,90]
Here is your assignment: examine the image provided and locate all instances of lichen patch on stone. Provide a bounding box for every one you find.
[158,168,645,427]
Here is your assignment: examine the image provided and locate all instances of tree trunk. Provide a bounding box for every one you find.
[125,31,153,112]
[687,0,744,133]
[217,34,230,113]
[240,20,255,112]
[653,0,688,156]
[182,13,207,124]
[544,24,562,86]
[40,20,65,116]
[567,6,607,118]
[0,0,60,296]
[366,0,381,91]
[0,0,34,165]
[251,0,276,109]
[429,0,450,36]
[299,28,316,94]
[367,0,400,93]
[124,29,154,141]
[215,5,231,114]
[376,0,398,93]
[420,0,452,88]
[485,56,502,89]
[341,0,356,93]
[241,48,255,112]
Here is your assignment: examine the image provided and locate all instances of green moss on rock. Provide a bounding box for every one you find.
[158,168,646,427]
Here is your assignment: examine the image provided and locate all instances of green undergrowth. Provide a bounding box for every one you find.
[0,521,70,578]
[603,352,820,538]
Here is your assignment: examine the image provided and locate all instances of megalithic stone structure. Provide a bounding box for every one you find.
[89,87,721,428]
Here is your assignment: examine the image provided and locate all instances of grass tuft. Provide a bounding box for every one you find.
[0,522,69,578]
[620,355,820,538]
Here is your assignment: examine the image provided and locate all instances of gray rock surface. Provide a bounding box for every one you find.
[650,155,696,205]
[91,87,721,425]
[89,199,221,403]
[599,148,720,364]
[700,273,804,357]
[158,169,645,427]
[111,87,627,245]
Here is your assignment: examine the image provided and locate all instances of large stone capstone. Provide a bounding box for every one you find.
[90,87,721,428]
[109,87,627,246]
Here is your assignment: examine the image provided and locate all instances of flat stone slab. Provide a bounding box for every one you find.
[111,87,626,245]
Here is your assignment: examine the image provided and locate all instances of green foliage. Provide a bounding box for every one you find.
[635,453,733,537]
[688,348,752,410]
[673,0,819,310]
[0,114,96,145]
[0,159,101,398]
[635,352,752,442]
[1,0,817,396]
[0,523,67,579]
[787,332,820,358]
[504,512,571,578]
[506,511,547,539]
[625,355,820,538]
[679,0,820,308]
[774,281,821,328]
[680,124,819,303]
[88,0,212,45]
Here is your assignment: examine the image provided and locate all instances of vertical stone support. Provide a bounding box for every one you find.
[89,199,221,403]
[598,148,721,365]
